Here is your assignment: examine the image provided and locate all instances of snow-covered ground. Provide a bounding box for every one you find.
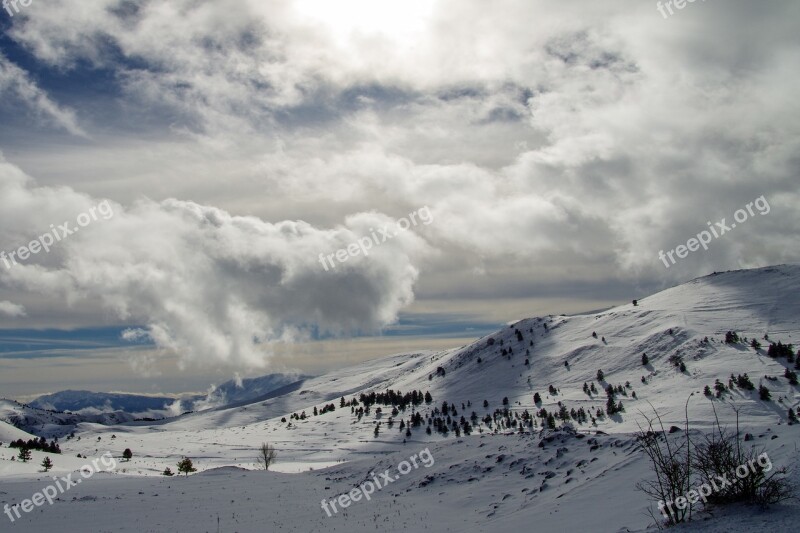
[2,265,799,531]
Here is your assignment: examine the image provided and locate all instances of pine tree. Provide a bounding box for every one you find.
[122,448,133,461]
[40,457,53,472]
[597,369,604,382]
[177,457,197,476]
[759,385,771,401]
[641,353,649,365]
[163,467,174,476]
[18,448,31,462]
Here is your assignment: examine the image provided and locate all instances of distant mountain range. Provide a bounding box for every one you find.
[2,373,308,434]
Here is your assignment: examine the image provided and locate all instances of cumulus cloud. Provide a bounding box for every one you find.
[0,157,430,367]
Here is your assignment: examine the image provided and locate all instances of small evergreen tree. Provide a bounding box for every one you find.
[163,467,174,476]
[759,385,771,401]
[40,457,53,472]
[122,448,133,461]
[177,457,197,476]
[597,369,605,382]
[641,353,649,365]
[18,448,31,462]
[736,373,755,390]
[533,392,542,404]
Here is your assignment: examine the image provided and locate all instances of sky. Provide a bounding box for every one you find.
[0,0,798,400]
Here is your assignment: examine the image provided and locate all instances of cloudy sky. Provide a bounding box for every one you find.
[1,0,798,399]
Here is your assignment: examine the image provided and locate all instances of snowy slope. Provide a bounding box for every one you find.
[53,266,800,472]
[2,265,799,532]
[0,420,34,443]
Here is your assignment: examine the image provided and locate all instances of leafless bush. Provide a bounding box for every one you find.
[635,405,692,526]
[637,400,795,528]
[692,405,794,506]
[256,442,277,470]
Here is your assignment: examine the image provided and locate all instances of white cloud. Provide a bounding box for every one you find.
[0,0,798,359]
[0,300,26,317]
[0,54,87,137]
[0,157,430,368]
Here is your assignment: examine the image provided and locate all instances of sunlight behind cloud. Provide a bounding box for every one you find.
[291,0,435,49]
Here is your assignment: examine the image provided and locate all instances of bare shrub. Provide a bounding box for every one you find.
[635,404,692,526]
[257,442,277,470]
[693,405,794,507]
[637,400,795,528]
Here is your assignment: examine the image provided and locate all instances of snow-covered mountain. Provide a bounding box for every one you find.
[191,372,309,411]
[0,398,138,438]
[2,265,798,532]
[25,373,307,419]
[29,390,178,416]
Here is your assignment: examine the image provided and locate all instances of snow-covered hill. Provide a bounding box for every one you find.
[0,420,35,443]
[2,265,799,532]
